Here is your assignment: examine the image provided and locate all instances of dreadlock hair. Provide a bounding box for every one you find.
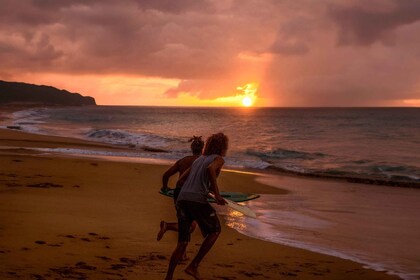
[188,136,204,155]
[203,133,229,156]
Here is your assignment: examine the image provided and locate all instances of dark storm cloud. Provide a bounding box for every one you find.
[329,0,420,46]
[0,0,247,79]
[0,0,419,105]
[133,0,214,13]
[269,19,312,55]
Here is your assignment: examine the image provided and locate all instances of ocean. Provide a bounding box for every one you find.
[5,106,420,186]
[2,106,420,279]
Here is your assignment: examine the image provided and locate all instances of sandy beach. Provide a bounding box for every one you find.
[2,0,419,278]
[0,128,401,280]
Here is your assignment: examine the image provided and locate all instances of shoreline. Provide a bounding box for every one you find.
[250,174,420,280]
[1,121,418,189]
[265,165,420,189]
[2,105,419,189]
[0,127,405,279]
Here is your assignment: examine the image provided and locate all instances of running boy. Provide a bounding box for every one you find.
[165,132,228,280]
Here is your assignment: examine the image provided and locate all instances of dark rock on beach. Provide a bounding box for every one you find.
[142,146,169,153]
[6,125,22,130]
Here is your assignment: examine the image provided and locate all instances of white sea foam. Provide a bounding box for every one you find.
[225,157,271,170]
[84,128,177,149]
[12,108,46,124]
[225,175,420,280]
[6,108,48,133]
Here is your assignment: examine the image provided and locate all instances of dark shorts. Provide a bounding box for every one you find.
[176,200,221,242]
[173,187,181,204]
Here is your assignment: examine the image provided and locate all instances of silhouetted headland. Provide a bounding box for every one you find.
[0,80,96,106]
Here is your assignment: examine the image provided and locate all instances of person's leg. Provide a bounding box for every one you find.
[165,200,193,279]
[159,193,194,241]
[185,231,220,279]
[185,203,221,279]
[165,241,188,280]
[157,221,179,241]
[180,221,197,261]
[190,221,197,233]
[157,220,195,262]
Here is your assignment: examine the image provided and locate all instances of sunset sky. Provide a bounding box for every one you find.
[0,0,419,107]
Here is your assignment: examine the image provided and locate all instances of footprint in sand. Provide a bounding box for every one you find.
[30,273,45,280]
[280,272,298,277]
[75,262,97,271]
[47,243,62,247]
[110,263,127,270]
[27,183,63,188]
[142,254,167,261]
[98,236,110,240]
[6,183,23,187]
[101,271,124,277]
[239,271,264,277]
[49,267,87,279]
[6,272,19,277]
[87,232,110,240]
[96,256,112,261]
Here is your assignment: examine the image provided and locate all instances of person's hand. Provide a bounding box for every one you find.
[215,194,227,205]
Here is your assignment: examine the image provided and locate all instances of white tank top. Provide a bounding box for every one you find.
[176,154,218,204]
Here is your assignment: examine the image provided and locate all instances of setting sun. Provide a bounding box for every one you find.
[242,96,253,107]
[237,83,258,107]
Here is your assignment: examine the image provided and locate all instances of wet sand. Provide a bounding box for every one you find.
[0,128,400,279]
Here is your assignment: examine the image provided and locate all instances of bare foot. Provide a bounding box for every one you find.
[185,266,201,280]
[181,253,190,262]
[157,221,167,241]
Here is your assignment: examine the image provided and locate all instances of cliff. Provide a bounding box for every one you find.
[0,80,96,106]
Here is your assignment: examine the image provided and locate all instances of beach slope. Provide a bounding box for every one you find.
[0,128,399,279]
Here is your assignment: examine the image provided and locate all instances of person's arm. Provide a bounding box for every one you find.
[161,161,179,191]
[176,167,191,188]
[207,156,226,205]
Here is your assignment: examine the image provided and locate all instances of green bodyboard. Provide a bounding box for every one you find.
[159,188,260,202]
